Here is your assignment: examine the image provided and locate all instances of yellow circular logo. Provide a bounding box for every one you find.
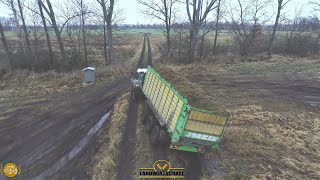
[153,160,171,172]
[3,162,19,178]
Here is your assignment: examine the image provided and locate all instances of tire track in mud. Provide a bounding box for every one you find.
[179,152,203,180]
[116,100,138,180]
[146,35,153,67]
[116,34,147,180]
[0,77,130,178]
[145,35,201,180]
[117,34,202,180]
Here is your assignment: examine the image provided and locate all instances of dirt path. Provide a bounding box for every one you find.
[187,74,320,112]
[116,34,147,180]
[116,100,138,180]
[0,77,129,179]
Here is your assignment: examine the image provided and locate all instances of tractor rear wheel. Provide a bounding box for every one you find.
[151,126,160,144]
[142,103,150,124]
[158,129,170,145]
[131,88,136,102]
[145,116,154,133]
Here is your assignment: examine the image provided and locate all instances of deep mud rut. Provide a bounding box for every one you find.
[0,76,129,179]
[115,35,203,180]
[116,100,138,180]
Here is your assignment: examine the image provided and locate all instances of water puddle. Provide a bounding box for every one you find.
[33,111,111,179]
[303,96,320,108]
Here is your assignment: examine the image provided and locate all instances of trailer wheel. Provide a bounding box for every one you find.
[158,129,170,145]
[142,103,150,124]
[145,116,154,133]
[131,88,136,102]
[151,126,160,144]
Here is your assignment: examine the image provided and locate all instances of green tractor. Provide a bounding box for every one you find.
[131,68,147,101]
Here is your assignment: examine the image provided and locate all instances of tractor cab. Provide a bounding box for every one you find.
[131,68,147,100]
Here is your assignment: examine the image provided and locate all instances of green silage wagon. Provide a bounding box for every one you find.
[133,66,229,153]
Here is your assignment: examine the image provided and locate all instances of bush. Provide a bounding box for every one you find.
[233,25,269,56]
[273,33,319,57]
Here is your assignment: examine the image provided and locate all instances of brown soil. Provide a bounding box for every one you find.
[0,77,129,179]
[116,100,138,180]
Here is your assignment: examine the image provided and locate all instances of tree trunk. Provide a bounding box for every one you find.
[188,27,198,64]
[103,20,108,65]
[9,0,26,54]
[106,0,115,64]
[38,0,54,67]
[17,0,32,54]
[32,22,39,63]
[0,21,13,71]
[268,1,282,56]
[213,0,221,55]
[101,0,114,65]
[199,31,205,59]
[166,25,171,59]
[178,24,183,61]
[81,13,88,65]
[164,0,171,59]
[42,0,67,61]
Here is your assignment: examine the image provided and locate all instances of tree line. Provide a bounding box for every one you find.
[0,0,116,72]
[1,0,320,72]
[138,0,320,63]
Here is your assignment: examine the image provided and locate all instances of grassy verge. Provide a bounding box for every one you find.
[0,63,131,98]
[91,92,130,180]
[167,55,320,81]
[155,65,226,113]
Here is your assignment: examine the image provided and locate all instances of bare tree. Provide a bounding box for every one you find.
[71,0,91,65]
[309,1,320,49]
[227,0,271,56]
[17,0,32,54]
[138,0,178,59]
[0,21,13,71]
[96,0,115,65]
[267,0,292,56]
[199,19,213,59]
[213,0,221,54]
[39,0,67,61]
[185,0,218,63]
[38,0,54,67]
[310,0,320,10]
[1,0,26,53]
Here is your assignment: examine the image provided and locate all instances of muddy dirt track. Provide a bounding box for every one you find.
[116,34,203,180]
[187,73,320,112]
[0,77,129,179]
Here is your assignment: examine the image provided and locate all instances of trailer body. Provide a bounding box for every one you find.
[141,66,228,153]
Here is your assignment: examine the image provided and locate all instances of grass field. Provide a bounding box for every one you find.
[164,56,320,179]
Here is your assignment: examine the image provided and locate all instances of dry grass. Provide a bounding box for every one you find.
[218,105,320,179]
[162,56,320,179]
[155,65,226,113]
[91,92,130,180]
[166,55,320,81]
[0,63,131,98]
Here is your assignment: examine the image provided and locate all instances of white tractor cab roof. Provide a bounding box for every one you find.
[137,68,148,73]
